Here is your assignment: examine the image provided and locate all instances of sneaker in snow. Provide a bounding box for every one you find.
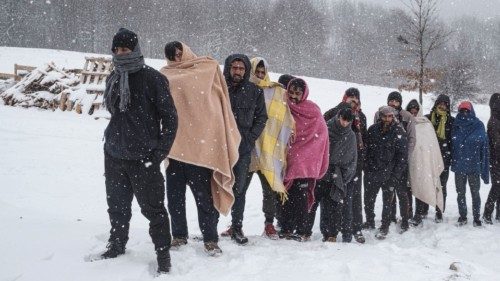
[322,236,336,243]
[375,227,389,240]
[483,214,493,225]
[204,242,222,256]
[231,228,249,245]
[100,241,125,259]
[263,223,279,240]
[457,216,468,226]
[473,219,482,227]
[409,215,422,226]
[353,231,365,244]
[171,237,188,248]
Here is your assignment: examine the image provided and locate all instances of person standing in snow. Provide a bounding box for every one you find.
[160,42,241,255]
[451,101,490,227]
[279,78,330,241]
[232,57,294,239]
[364,106,408,239]
[405,99,445,227]
[412,95,455,223]
[305,108,357,242]
[483,93,500,224]
[221,54,267,245]
[322,87,367,243]
[366,92,413,232]
[101,28,178,274]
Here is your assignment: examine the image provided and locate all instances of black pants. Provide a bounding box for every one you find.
[280,179,309,235]
[105,152,171,251]
[364,176,409,228]
[484,163,500,218]
[415,168,450,217]
[243,170,279,224]
[231,153,252,229]
[166,159,219,243]
[350,168,363,233]
[390,170,410,220]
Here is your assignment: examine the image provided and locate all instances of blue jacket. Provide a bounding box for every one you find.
[451,105,490,184]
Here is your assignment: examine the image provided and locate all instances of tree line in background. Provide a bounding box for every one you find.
[1,0,498,106]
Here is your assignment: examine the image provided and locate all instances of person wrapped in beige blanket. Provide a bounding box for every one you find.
[160,41,240,255]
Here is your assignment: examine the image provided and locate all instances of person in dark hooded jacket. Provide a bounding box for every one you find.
[305,108,357,242]
[101,28,178,274]
[410,95,455,224]
[451,101,490,227]
[364,106,408,239]
[323,87,367,243]
[483,93,500,224]
[222,54,267,245]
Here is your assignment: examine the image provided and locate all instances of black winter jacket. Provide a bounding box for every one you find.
[365,121,408,183]
[104,66,178,162]
[224,54,267,155]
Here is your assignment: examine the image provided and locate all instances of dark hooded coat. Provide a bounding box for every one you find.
[224,54,267,155]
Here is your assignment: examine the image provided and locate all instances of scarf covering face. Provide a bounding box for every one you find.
[285,78,330,210]
[431,108,448,140]
[249,57,273,88]
[104,43,145,114]
[248,57,295,201]
[160,42,241,215]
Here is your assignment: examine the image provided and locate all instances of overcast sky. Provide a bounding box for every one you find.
[356,0,500,20]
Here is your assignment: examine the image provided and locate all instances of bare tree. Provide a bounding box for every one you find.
[435,57,480,109]
[397,0,451,105]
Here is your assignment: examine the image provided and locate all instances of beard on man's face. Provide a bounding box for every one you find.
[231,74,243,83]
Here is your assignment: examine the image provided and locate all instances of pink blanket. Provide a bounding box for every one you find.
[284,78,329,209]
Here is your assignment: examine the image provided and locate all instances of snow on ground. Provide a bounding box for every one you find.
[0,47,498,281]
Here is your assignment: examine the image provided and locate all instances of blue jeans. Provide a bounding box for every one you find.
[455,173,481,220]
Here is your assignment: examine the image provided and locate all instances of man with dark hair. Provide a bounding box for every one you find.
[483,93,500,224]
[364,106,408,239]
[222,54,267,245]
[452,101,490,227]
[305,107,357,242]
[160,42,240,256]
[278,74,295,89]
[368,91,414,230]
[101,28,178,274]
[164,41,183,62]
[323,87,367,243]
[280,78,329,241]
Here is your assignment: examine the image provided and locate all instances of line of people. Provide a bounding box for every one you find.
[97,29,499,274]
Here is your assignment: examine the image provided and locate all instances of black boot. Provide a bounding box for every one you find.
[375,226,389,240]
[156,249,171,274]
[483,214,493,225]
[457,216,467,226]
[101,240,126,259]
[231,228,249,245]
[362,221,375,230]
[409,214,422,226]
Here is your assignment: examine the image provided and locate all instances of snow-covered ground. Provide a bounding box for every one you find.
[0,47,498,281]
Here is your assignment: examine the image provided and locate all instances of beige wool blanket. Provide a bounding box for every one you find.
[160,43,241,215]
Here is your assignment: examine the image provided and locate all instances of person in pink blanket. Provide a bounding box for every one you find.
[279,78,330,241]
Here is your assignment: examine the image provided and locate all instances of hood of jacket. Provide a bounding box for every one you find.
[224,54,251,88]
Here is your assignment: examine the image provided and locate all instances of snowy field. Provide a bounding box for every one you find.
[0,47,498,281]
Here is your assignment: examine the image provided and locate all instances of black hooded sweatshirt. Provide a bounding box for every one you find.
[223,54,267,155]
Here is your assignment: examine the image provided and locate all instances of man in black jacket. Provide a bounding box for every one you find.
[483,93,500,224]
[364,106,408,239]
[222,54,267,244]
[101,28,178,274]
[323,87,367,243]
